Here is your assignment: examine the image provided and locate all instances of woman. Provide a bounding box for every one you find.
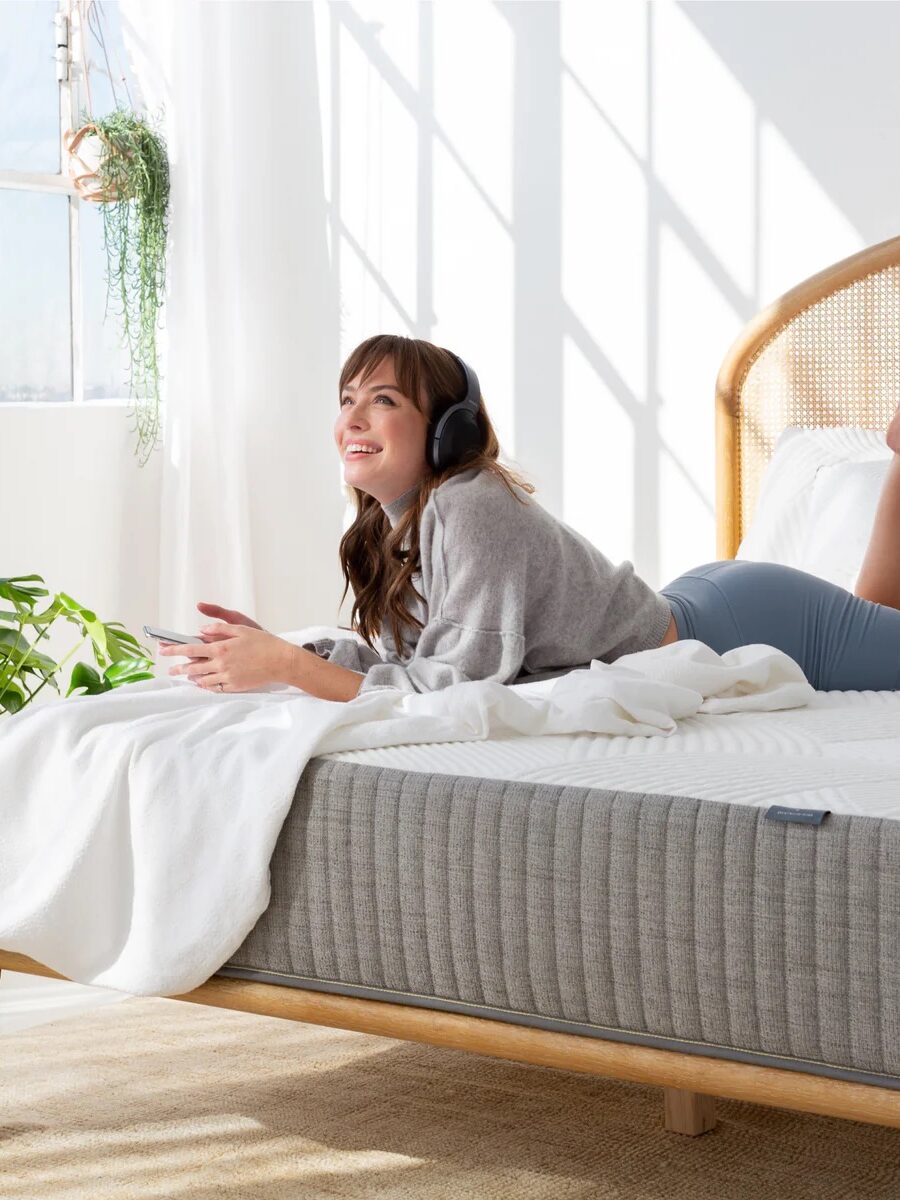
[162,334,900,698]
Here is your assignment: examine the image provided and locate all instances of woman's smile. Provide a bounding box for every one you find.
[344,439,384,460]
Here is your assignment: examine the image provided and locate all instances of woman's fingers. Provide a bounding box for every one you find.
[199,602,239,621]
[197,601,263,630]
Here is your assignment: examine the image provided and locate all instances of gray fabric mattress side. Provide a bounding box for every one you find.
[220,758,900,1090]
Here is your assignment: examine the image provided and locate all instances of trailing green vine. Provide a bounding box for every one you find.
[90,108,170,466]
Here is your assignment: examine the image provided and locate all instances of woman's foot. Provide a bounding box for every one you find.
[887,402,900,453]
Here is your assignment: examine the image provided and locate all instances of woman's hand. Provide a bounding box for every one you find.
[159,623,294,693]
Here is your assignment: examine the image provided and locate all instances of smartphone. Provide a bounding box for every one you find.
[143,624,205,645]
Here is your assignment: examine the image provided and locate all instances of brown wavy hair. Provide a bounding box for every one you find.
[337,334,536,655]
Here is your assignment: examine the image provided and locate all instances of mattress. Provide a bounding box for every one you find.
[220,689,900,1089]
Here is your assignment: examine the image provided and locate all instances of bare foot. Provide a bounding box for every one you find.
[887,404,900,453]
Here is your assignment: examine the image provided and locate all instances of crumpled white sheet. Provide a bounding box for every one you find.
[0,632,813,997]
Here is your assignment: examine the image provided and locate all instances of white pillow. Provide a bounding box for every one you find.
[736,426,891,572]
[801,459,889,591]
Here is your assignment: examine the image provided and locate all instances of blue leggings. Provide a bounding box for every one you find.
[660,560,900,691]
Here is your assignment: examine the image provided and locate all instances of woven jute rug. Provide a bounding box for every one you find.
[1,997,899,1200]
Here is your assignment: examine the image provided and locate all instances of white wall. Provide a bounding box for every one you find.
[2,401,162,708]
[4,0,899,707]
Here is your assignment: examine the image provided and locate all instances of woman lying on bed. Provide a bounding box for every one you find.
[160,333,900,700]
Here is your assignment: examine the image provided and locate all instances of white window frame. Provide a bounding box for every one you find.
[0,0,98,406]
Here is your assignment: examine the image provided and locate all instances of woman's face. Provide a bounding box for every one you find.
[334,356,430,505]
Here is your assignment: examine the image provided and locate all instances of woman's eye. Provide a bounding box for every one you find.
[340,395,394,406]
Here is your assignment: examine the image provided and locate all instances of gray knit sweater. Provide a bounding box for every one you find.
[304,466,673,695]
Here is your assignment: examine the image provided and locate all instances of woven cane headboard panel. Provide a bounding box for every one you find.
[715,237,900,558]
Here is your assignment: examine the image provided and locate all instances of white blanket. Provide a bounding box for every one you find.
[0,634,813,997]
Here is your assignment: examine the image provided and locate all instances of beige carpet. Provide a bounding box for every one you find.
[1,997,899,1200]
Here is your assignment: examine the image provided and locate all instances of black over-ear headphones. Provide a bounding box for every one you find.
[428,351,483,472]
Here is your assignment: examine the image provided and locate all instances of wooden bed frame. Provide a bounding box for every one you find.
[5,235,900,1137]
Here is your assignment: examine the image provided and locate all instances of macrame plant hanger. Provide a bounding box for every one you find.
[63,1,132,202]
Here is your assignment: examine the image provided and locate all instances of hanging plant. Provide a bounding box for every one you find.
[64,108,170,466]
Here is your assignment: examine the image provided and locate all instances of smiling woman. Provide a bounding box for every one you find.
[177,317,900,705]
[322,307,900,702]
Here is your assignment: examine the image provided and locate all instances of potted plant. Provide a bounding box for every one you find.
[0,573,157,717]
[64,108,170,467]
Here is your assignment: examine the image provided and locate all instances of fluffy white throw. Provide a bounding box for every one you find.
[0,634,813,996]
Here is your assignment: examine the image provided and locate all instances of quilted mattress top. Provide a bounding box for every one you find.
[319,689,900,820]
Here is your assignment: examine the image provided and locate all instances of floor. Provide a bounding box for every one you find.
[0,969,128,1034]
[5,988,900,1200]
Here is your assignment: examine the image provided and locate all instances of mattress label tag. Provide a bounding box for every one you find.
[765,805,829,826]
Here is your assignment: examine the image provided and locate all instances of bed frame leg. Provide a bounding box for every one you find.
[663,1087,718,1135]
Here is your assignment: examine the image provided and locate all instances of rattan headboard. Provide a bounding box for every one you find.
[715,235,900,559]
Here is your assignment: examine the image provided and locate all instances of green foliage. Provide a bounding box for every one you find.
[0,574,157,717]
[90,108,170,467]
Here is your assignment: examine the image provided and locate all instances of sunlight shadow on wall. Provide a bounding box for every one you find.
[318,0,876,588]
[682,0,900,248]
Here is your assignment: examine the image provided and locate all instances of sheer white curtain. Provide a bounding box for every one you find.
[119,0,344,636]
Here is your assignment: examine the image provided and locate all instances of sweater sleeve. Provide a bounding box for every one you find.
[355,489,528,695]
[302,636,384,673]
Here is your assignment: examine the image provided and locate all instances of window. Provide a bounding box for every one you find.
[0,0,135,404]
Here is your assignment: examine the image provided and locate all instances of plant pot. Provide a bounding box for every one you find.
[63,123,135,203]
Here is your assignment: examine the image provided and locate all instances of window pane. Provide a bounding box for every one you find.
[82,200,131,400]
[0,1,60,173]
[81,0,135,121]
[0,190,71,402]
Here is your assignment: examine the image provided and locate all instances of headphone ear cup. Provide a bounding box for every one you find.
[428,352,483,472]
[430,405,481,472]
